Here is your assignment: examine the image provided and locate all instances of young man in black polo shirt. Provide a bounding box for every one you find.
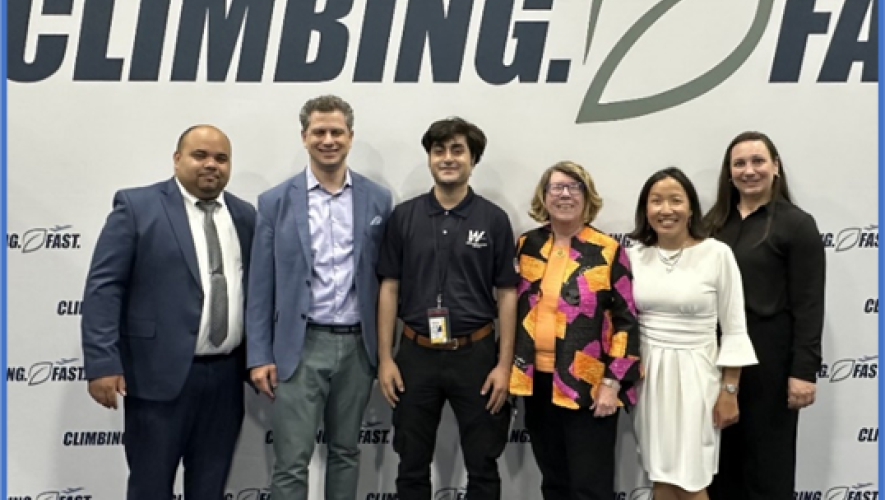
[376,117,519,500]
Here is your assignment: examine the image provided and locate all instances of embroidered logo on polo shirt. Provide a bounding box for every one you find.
[466,230,488,248]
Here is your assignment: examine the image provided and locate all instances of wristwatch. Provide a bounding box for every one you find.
[602,378,620,391]
[722,383,739,394]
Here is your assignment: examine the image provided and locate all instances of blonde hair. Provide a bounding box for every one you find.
[529,161,603,224]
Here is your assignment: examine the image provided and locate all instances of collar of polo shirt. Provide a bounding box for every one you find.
[425,187,476,217]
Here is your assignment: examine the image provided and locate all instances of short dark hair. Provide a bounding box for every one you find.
[629,167,707,246]
[420,117,487,164]
[299,95,355,130]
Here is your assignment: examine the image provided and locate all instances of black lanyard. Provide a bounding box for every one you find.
[430,213,462,308]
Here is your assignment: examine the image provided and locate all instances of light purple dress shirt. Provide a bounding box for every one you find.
[306,167,360,325]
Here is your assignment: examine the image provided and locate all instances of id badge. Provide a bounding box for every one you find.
[427,307,451,344]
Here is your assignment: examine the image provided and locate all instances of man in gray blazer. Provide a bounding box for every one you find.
[247,95,392,500]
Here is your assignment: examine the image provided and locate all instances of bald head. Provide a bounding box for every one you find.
[173,125,232,200]
[176,125,230,153]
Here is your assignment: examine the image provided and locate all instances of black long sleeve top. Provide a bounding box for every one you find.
[714,199,826,382]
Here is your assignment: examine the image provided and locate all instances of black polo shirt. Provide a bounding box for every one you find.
[377,187,520,337]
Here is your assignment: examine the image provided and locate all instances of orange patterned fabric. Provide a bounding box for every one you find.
[534,245,570,372]
[509,225,643,410]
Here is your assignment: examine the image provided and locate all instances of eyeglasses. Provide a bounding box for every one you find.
[546,182,584,196]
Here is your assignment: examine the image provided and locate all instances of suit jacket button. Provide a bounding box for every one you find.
[300,314,307,320]
[305,280,311,287]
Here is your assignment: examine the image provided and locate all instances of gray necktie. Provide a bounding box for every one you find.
[196,200,228,347]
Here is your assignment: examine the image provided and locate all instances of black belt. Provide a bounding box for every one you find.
[194,352,236,363]
[308,322,362,334]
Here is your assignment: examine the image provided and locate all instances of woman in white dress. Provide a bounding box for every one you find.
[626,167,758,500]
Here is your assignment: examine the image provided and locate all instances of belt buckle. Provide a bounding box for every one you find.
[439,339,460,350]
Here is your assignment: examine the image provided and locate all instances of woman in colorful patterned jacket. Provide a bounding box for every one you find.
[509,160,642,500]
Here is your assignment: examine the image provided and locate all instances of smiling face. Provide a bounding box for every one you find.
[302,110,353,173]
[729,139,779,202]
[173,126,231,200]
[428,134,474,188]
[543,171,586,225]
[646,176,691,245]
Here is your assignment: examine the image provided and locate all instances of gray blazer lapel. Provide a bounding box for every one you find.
[290,173,313,270]
[352,179,369,267]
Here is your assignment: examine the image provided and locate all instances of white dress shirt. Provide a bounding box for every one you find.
[176,179,244,355]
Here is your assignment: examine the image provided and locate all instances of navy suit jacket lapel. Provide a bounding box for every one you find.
[160,178,201,287]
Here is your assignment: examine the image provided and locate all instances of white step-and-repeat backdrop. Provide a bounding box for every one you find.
[7,0,878,498]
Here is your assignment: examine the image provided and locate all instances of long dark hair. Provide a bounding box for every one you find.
[630,167,707,246]
[703,131,795,236]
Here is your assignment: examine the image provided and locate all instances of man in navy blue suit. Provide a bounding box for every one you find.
[81,124,255,500]
[247,95,392,500]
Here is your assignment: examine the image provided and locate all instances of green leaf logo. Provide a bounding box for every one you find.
[21,227,47,253]
[577,0,774,123]
[835,227,861,252]
[237,489,262,500]
[825,486,849,500]
[629,487,653,500]
[28,361,53,386]
[829,359,854,382]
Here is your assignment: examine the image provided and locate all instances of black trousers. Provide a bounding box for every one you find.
[124,353,244,500]
[523,371,619,500]
[710,313,799,500]
[392,332,511,500]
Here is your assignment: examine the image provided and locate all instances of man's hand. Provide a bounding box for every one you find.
[591,384,619,418]
[88,375,127,409]
[787,377,816,410]
[250,364,278,399]
[481,364,510,414]
[379,358,404,407]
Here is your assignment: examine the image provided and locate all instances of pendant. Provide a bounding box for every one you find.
[656,246,684,273]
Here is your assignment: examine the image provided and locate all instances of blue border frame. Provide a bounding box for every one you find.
[2,0,8,495]
[0,0,885,498]
[878,0,884,490]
